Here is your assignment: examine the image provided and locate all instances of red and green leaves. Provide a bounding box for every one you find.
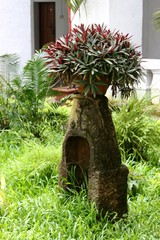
[44,24,143,98]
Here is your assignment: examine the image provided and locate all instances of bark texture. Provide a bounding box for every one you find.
[58,94,129,219]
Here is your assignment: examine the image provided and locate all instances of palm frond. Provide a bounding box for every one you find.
[153,10,160,31]
[23,54,52,100]
[64,0,85,14]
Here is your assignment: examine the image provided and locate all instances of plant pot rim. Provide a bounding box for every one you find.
[52,86,78,94]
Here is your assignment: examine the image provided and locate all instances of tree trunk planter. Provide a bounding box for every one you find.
[58,94,129,219]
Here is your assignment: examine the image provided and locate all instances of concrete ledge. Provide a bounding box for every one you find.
[141,58,160,70]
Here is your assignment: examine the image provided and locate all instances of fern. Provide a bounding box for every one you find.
[21,54,53,113]
[0,52,56,135]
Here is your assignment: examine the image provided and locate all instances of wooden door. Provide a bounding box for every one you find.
[39,2,56,48]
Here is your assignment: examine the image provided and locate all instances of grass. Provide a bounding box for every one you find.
[0,100,160,239]
[112,97,160,165]
[0,132,160,239]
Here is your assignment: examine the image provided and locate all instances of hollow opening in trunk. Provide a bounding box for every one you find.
[66,136,90,189]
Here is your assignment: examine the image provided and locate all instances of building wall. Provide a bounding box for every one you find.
[31,0,68,54]
[72,0,110,25]
[0,0,68,66]
[0,0,31,66]
[1,0,160,67]
[109,0,143,52]
[143,0,160,58]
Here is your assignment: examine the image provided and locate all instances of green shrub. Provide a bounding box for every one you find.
[0,52,72,139]
[112,97,160,165]
[0,53,53,133]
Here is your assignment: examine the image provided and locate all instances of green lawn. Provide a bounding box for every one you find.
[0,129,160,240]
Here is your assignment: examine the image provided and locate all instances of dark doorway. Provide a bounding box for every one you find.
[34,2,56,50]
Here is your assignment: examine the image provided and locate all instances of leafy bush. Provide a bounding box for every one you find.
[0,52,72,138]
[0,53,54,135]
[44,24,143,97]
[112,97,160,165]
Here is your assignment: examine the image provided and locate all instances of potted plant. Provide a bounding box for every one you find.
[44,24,143,98]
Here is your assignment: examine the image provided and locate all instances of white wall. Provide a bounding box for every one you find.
[109,0,143,51]
[0,0,31,67]
[72,0,110,26]
[0,0,68,67]
[1,0,160,68]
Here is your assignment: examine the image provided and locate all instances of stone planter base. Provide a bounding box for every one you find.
[88,165,129,219]
[58,94,129,219]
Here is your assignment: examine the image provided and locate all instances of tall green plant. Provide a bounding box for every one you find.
[16,53,53,117]
[0,52,55,136]
[64,0,85,14]
[112,97,160,165]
